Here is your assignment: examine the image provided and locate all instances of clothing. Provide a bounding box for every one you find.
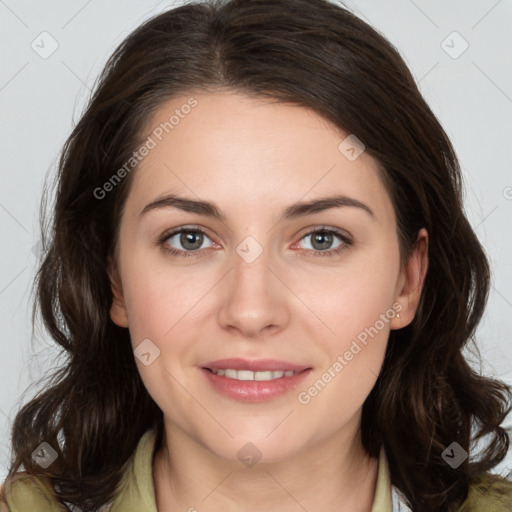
[2,428,511,511]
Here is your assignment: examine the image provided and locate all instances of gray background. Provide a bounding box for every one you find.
[1,0,511,480]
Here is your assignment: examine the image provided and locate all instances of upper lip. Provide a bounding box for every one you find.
[202,358,311,372]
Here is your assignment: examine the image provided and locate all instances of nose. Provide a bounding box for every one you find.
[217,244,290,340]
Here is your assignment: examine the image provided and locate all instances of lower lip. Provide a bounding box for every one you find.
[201,368,312,402]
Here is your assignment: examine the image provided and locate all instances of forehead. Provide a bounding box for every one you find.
[125,91,395,226]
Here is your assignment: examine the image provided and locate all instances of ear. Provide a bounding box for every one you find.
[391,228,429,329]
[108,258,129,328]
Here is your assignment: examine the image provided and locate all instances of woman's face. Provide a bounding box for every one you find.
[110,90,427,463]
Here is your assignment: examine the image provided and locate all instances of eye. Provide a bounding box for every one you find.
[159,227,216,258]
[295,227,352,258]
[158,226,352,259]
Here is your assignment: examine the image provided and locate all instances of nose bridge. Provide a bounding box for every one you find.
[233,237,272,295]
[218,234,288,337]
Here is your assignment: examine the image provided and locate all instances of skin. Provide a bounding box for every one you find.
[109,90,428,512]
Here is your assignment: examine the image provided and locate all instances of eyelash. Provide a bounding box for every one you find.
[158,226,352,259]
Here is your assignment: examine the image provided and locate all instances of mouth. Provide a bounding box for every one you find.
[205,368,301,381]
[200,358,312,402]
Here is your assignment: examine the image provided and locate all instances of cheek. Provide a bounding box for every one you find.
[300,236,399,345]
[295,239,398,408]
[120,249,207,343]
[295,287,393,431]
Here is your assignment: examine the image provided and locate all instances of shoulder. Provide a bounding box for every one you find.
[458,472,512,511]
[1,472,65,512]
[0,429,157,512]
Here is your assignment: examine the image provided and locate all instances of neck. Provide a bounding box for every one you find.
[153,417,379,512]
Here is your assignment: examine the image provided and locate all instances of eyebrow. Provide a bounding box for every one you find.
[139,193,375,222]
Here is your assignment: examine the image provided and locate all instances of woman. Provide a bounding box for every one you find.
[1,0,511,510]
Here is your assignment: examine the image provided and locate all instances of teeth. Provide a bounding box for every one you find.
[237,370,254,381]
[210,369,298,381]
[255,371,273,381]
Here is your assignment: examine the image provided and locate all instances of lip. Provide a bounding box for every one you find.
[200,358,312,403]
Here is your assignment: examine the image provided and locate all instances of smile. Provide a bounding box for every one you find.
[200,359,312,402]
[207,369,300,380]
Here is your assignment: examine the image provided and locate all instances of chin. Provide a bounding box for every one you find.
[199,429,309,466]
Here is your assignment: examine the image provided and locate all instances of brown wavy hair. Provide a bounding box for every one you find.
[2,0,511,510]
